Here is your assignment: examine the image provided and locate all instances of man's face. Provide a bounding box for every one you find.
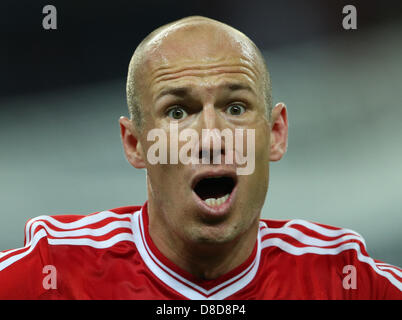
[134,23,271,245]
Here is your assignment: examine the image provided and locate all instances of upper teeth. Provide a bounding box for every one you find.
[204,194,230,207]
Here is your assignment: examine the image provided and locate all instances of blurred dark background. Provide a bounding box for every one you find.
[2,0,402,98]
[1,1,401,266]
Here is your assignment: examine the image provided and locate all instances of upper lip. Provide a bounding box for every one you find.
[190,168,238,190]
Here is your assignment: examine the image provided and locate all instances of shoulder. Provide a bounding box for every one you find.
[0,205,142,299]
[258,218,402,297]
[1,205,142,273]
[259,218,367,255]
[23,205,141,249]
[258,217,370,268]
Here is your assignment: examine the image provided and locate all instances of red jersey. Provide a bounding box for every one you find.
[0,202,401,299]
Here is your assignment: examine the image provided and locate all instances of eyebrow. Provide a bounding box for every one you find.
[156,86,190,101]
[155,82,255,101]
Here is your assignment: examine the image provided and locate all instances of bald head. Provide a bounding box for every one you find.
[126,16,272,128]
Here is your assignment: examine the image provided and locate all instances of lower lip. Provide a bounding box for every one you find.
[192,184,237,218]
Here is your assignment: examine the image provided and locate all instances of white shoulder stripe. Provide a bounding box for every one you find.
[376,262,402,270]
[260,226,365,249]
[262,237,361,256]
[261,237,402,291]
[47,233,134,248]
[377,266,402,278]
[284,219,366,246]
[1,212,135,272]
[27,220,132,245]
[25,211,132,244]
[0,229,48,272]
[0,246,26,260]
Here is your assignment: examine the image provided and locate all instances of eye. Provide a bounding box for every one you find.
[226,104,246,116]
[167,106,188,120]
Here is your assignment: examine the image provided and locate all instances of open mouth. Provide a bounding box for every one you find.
[193,176,236,207]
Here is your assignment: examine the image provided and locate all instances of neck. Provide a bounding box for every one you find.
[147,202,259,280]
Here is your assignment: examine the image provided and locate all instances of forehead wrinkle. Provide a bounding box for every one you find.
[152,71,258,104]
[149,62,260,92]
[155,78,257,103]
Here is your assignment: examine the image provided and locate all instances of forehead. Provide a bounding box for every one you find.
[139,22,264,92]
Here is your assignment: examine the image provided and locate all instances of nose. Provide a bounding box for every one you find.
[201,103,219,131]
[197,104,226,165]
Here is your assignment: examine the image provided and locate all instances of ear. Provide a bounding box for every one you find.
[269,102,288,161]
[119,116,146,169]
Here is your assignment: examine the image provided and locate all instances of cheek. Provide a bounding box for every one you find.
[246,127,270,198]
[253,125,270,166]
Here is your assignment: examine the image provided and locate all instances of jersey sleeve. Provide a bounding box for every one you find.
[261,218,402,300]
[326,227,402,299]
[337,237,402,299]
[354,256,402,299]
[0,218,59,299]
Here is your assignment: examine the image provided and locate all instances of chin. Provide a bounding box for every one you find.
[186,218,244,245]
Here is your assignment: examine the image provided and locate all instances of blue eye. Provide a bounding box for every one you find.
[226,104,246,116]
[167,106,188,120]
